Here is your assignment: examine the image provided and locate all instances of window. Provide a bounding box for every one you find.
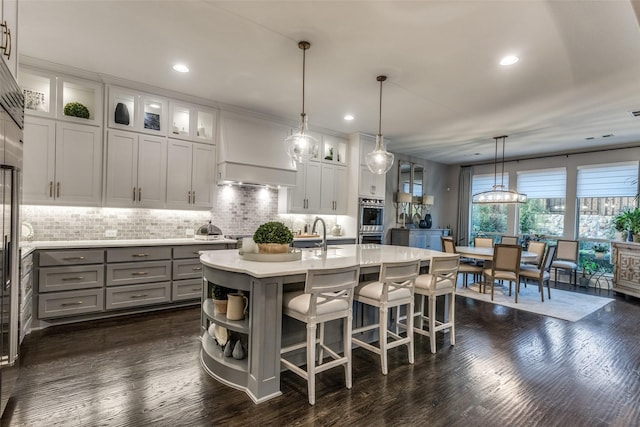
[517,168,566,237]
[576,161,638,240]
[471,173,508,241]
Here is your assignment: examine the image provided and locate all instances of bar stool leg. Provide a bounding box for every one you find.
[379,303,388,375]
[344,314,352,389]
[307,322,317,405]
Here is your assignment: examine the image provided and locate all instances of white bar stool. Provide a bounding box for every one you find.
[352,259,420,375]
[280,265,360,405]
[410,254,460,353]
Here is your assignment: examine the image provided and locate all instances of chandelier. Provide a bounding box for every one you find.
[365,75,394,175]
[472,135,527,204]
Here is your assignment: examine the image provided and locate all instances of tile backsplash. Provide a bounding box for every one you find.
[22,186,281,241]
[21,186,352,242]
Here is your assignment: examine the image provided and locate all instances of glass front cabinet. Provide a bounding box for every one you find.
[107,85,168,136]
[169,100,216,144]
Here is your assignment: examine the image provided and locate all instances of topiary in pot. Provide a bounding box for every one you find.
[253,221,293,253]
[63,102,90,119]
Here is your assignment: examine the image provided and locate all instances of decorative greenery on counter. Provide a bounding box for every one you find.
[253,221,294,245]
[63,102,90,119]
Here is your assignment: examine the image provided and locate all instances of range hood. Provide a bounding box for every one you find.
[217,110,297,187]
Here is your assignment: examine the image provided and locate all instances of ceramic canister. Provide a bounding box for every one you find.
[226,293,248,320]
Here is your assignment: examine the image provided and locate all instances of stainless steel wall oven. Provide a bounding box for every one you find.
[358,198,384,244]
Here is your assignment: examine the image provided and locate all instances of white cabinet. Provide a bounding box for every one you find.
[107,85,168,136]
[105,130,167,208]
[20,67,103,127]
[359,165,386,199]
[320,164,347,214]
[358,135,386,199]
[166,139,215,210]
[169,101,217,144]
[0,0,18,79]
[23,117,102,206]
[284,161,321,213]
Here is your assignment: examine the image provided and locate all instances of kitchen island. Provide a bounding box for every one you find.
[199,244,446,403]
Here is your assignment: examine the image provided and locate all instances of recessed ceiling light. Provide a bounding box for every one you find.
[499,55,519,66]
[173,63,189,73]
[344,114,354,121]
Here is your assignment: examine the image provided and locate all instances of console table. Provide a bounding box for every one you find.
[612,241,640,298]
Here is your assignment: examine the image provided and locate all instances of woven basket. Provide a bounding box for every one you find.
[257,243,290,254]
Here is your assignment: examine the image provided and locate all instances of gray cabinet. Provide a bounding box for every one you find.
[33,242,236,325]
[390,228,445,251]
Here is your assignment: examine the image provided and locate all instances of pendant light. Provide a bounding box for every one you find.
[472,135,527,204]
[284,41,320,163]
[365,75,394,175]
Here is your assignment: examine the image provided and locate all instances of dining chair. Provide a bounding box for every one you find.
[280,265,360,405]
[411,254,460,353]
[483,244,522,302]
[551,239,579,287]
[474,237,494,248]
[352,259,420,375]
[519,245,557,302]
[500,235,519,245]
[525,241,547,267]
[441,236,482,287]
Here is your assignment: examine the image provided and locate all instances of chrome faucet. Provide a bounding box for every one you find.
[312,217,327,252]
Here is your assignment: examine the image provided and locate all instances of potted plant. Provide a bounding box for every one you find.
[63,101,90,119]
[579,259,597,287]
[592,243,609,259]
[253,221,294,254]
[612,207,640,242]
[212,284,232,315]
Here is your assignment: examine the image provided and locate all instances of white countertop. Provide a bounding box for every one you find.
[292,235,356,241]
[20,237,237,253]
[200,244,446,278]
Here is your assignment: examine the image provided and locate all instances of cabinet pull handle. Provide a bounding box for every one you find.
[129,294,148,299]
[57,182,60,198]
[192,267,202,271]
[61,276,84,281]
[0,22,7,55]
[131,253,148,257]
[60,301,84,307]
[131,271,149,276]
[138,188,142,202]
[63,256,85,261]
[133,187,136,202]
[192,191,196,203]
[191,288,201,292]
[49,181,53,197]
[192,251,201,255]
[187,191,191,203]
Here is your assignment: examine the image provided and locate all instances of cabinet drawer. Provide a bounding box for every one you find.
[172,278,202,301]
[39,265,105,292]
[172,259,203,280]
[38,289,105,319]
[106,260,171,286]
[39,249,105,266]
[107,246,171,263]
[106,282,171,310]
[173,244,227,259]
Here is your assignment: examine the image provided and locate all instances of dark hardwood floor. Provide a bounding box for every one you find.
[3,284,640,427]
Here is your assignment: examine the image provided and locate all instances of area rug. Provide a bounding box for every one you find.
[456,283,614,322]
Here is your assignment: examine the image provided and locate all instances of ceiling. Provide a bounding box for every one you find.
[18,0,640,165]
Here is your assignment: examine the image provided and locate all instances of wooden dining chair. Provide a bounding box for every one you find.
[474,237,494,248]
[500,235,519,245]
[525,241,547,268]
[483,244,522,302]
[441,236,482,287]
[551,239,579,287]
[519,245,557,302]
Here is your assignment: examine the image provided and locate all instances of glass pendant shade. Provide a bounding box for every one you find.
[284,113,319,163]
[366,75,394,175]
[366,134,394,174]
